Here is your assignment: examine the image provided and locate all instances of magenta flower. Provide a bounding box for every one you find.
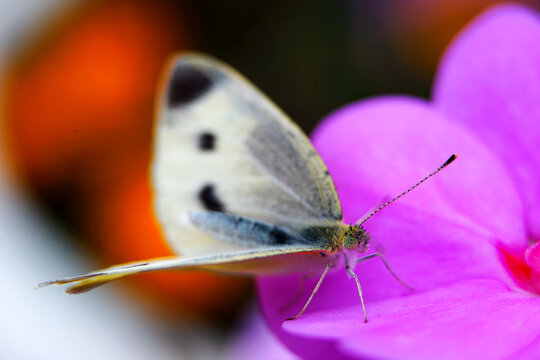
[257,4,540,359]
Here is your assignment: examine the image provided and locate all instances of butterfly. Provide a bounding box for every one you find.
[38,53,456,321]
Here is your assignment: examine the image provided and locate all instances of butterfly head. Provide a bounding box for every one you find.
[342,225,370,253]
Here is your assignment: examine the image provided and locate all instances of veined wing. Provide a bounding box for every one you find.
[152,53,342,256]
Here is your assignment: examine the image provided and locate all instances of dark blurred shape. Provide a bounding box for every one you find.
[350,0,539,96]
[187,0,538,133]
[190,1,360,132]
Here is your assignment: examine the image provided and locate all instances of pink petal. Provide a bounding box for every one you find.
[224,307,299,360]
[353,203,511,299]
[312,96,525,247]
[506,333,540,360]
[283,279,540,360]
[433,4,540,241]
[257,204,509,358]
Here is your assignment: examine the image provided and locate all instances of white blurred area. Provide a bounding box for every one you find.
[0,1,219,359]
[0,164,201,360]
[0,0,64,60]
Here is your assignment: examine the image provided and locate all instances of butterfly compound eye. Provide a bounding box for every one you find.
[343,235,358,250]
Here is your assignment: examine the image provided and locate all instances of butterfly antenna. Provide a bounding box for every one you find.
[359,154,457,226]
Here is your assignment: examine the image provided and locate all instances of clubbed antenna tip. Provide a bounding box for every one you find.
[443,154,458,167]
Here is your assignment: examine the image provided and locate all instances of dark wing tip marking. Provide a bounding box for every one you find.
[198,184,225,212]
[167,65,213,107]
[198,132,216,151]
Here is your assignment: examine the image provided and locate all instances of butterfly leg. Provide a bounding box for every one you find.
[345,262,368,323]
[286,263,333,321]
[357,252,414,291]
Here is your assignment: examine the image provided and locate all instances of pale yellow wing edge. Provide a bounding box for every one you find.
[36,247,333,294]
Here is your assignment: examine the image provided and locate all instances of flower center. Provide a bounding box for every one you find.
[498,241,540,294]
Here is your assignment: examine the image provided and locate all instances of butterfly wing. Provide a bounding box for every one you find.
[38,247,332,294]
[39,53,343,294]
[153,53,342,257]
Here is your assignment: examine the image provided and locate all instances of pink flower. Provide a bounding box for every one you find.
[257,4,540,359]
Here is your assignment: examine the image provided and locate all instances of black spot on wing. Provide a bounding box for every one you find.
[198,132,216,151]
[198,184,225,212]
[167,66,212,107]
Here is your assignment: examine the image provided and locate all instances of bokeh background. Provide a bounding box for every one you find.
[1,0,538,358]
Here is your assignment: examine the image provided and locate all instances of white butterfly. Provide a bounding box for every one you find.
[38,53,456,321]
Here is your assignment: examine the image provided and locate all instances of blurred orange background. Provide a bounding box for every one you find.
[2,0,251,323]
